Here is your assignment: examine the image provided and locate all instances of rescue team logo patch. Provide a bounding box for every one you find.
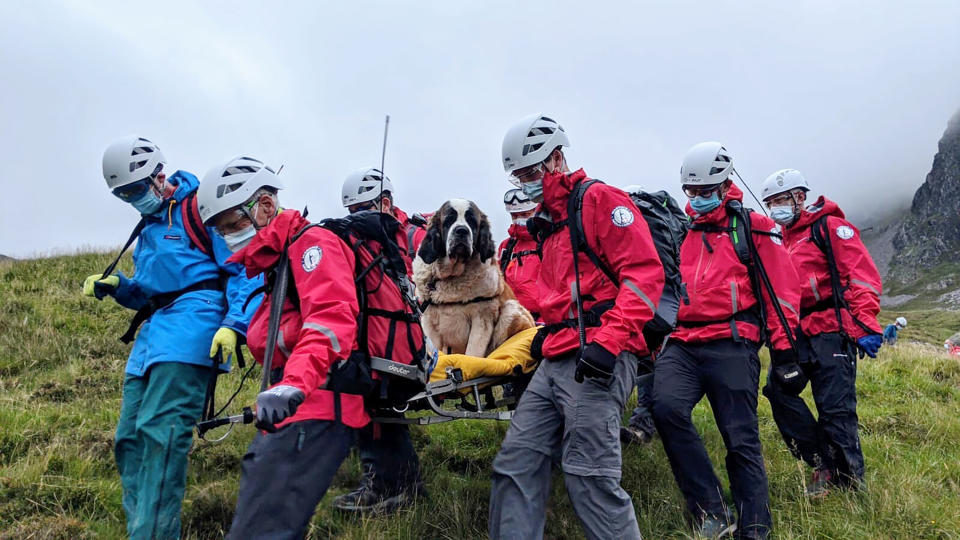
[611,206,635,227]
[836,225,855,240]
[301,246,323,272]
[769,226,782,245]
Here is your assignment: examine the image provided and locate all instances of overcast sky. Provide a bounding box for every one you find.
[2,1,958,258]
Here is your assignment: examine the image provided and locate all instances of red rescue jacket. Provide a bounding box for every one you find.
[229,210,368,429]
[783,196,882,339]
[672,184,801,351]
[498,223,541,319]
[537,169,664,358]
[394,206,429,273]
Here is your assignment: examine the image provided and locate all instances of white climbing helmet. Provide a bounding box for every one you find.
[501,113,570,183]
[761,169,810,201]
[102,135,167,190]
[197,156,283,225]
[503,188,538,213]
[341,167,394,207]
[896,316,907,328]
[680,142,733,187]
[623,184,646,196]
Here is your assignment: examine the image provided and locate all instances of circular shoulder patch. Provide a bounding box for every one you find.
[835,225,855,240]
[611,206,635,227]
[301,246,323,272]
[769,226,783,245]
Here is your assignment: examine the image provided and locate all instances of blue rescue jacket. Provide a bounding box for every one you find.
[882,323,898,344]
[112,171,263,376]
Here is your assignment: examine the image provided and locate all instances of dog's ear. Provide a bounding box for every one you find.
[417,210,446,265]
[475,208,496,262]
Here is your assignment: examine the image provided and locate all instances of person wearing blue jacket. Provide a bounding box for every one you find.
[83,136,262,540]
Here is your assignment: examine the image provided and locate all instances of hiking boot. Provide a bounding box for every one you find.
[805,469,835,498]
[697,511,737,539]
[619,425,654,445]
[332,481,424,515]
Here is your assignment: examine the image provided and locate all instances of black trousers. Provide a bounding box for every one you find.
[357,417,422,493]
[652,339,771,539]
[228,420,356,540]
[763,332,864,485]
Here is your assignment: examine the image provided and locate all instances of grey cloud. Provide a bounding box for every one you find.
[1,1,958,256]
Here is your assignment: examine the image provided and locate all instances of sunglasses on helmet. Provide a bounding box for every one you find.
[112,164,163,202]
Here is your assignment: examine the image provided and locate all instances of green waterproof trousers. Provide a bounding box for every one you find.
[115,362,211,540]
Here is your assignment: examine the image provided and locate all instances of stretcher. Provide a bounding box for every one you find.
[197,327,541,438]
[373,327,539,425]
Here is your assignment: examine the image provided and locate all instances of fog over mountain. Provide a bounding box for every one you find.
[1,1,958,257]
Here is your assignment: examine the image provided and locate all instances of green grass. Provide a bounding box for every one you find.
[2,253,960,539]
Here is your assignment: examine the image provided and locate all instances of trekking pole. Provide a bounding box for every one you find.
[260,251,291,392]
[568,183,589,364]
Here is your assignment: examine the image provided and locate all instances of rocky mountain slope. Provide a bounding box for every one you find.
[867,110,960,308]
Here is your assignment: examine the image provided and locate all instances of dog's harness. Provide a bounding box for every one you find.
[419,293,499,312]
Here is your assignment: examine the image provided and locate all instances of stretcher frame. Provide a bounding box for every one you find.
[370,356,527,425]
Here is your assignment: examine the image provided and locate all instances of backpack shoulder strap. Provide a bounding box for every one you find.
[181,192,214,257]
[499,236,518,273]
[569,179,619,287]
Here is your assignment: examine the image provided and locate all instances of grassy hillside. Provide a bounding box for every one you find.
[2,253,960,539]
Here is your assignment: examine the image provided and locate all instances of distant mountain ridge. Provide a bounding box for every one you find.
[868,109,960,308]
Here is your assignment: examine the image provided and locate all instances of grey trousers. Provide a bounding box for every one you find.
[489,351,641,540]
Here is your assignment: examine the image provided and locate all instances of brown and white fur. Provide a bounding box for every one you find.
[413,199,535,356]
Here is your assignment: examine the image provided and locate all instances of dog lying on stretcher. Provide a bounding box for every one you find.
[413,199,535,357]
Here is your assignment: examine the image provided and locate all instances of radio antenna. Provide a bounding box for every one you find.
[379,115,390,200]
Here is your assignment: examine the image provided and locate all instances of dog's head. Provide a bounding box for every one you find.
[418,199,496,265]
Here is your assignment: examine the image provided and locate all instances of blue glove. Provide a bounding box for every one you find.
[857,334,883,358]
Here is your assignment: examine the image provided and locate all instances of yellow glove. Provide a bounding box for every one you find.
[83,274,120,298]
[210,327,238,363]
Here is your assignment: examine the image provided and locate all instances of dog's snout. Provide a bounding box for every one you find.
[452,225,470,237]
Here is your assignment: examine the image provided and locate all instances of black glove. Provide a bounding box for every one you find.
[530,327,550,361]
[575,343,617,383]
[255,385,305,432]
[770,349,808,396]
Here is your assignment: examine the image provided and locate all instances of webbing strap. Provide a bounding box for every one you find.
[120,278,223,343]
[101,218,146,279]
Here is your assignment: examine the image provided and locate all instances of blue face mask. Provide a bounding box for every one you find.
[520,179,544,203]
[769,205,797,226]
[131,189,164,215]
[689,192,721,214]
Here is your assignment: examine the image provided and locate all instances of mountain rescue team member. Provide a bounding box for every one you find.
[883,316,907,345]
[760,169,883,495]
[332,167,424,515]
[197,157,365,539]
[653,143,801,540]
[498,188,541,319]
[86,137,261,540]
[489,114,664,540]
[341,167,427,273]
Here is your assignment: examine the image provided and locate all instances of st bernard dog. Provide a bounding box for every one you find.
[413,199,535,357]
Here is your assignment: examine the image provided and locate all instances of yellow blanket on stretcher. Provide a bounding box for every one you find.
[429,327,539,383]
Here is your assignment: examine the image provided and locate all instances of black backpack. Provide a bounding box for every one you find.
[566,180,687,350]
